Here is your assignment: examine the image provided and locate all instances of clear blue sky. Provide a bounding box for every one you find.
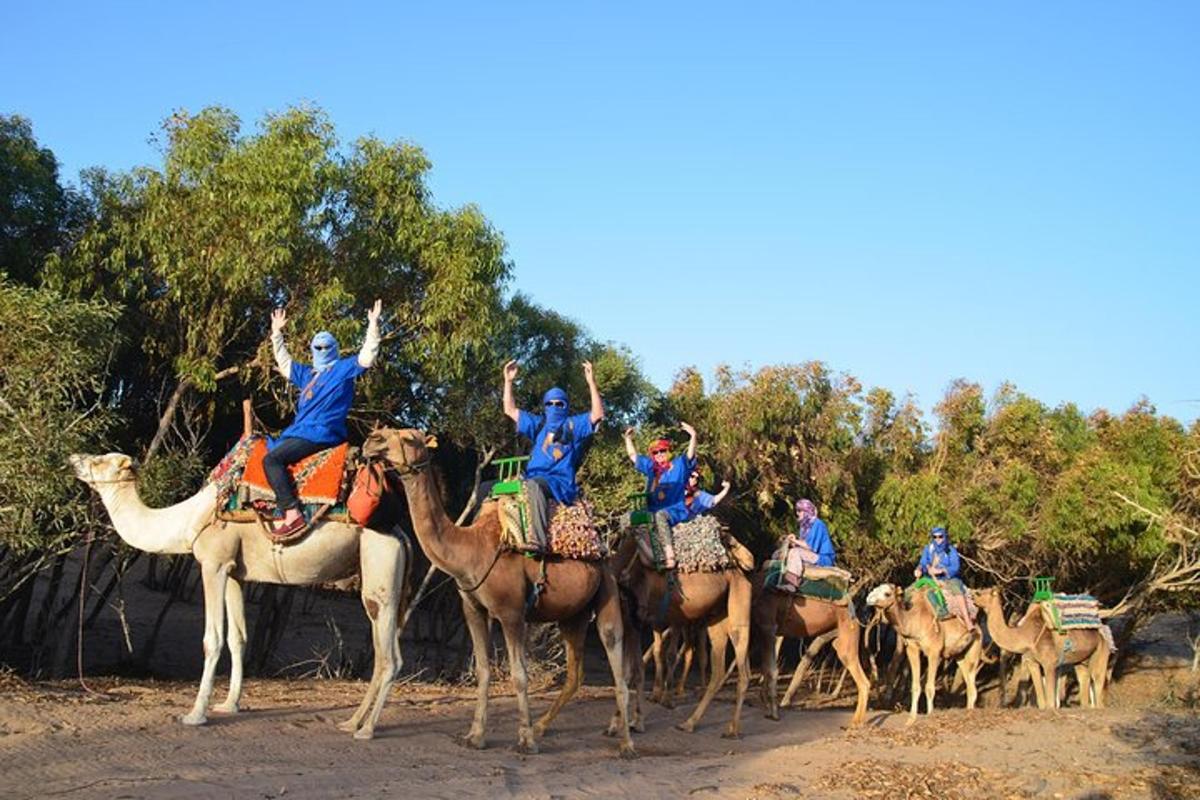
[5,2,1197,422]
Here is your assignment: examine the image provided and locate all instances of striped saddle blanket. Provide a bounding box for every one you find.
[1041,593,1103,630]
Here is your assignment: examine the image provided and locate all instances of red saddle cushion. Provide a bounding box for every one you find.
[240,439,349,506]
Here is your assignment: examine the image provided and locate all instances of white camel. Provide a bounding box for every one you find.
[71,452,411,739]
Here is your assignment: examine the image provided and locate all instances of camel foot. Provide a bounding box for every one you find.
[675,719,696,734]
[353,726,375,741]
[531,721,548,738]
[516,737,539,755]
[721,726,742,740]
[618,741,639,760]
[905,715,917,727]
[459,731,487,750]
[211,700,239,714]
[337,718,360,733]
[765,708,781,722]
[180,711,208,726]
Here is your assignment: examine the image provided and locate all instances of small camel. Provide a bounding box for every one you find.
[866,583,983,724]
[974,587,1111,709]
[752,573,870,725]
[363,428,636,758]
[71,453,412,739]
[614,535,752,738]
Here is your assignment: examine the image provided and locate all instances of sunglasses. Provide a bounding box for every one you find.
[545,399,566,408]
[650,448,670,456]
[313,344,333,351]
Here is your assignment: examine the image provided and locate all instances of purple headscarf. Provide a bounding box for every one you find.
[795,498,818,535]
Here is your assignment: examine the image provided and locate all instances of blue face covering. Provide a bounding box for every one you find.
[930,526,949,552]
[542,387,569,429]
[310,331,339,372]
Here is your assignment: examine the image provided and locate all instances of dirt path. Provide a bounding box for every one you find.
[1,676,1197,799]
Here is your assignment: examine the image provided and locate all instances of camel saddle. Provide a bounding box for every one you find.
[495,493,606,561]
[210,436,356,538]
[762,559,850,603]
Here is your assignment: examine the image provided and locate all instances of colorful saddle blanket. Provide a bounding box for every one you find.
[672,515,731,574]
[209,435,351,512]
[763,559,849,602]
[495,492,606,561]
[1039,593,1103,631]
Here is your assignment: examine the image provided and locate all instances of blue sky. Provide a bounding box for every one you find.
[4,2,1197,422]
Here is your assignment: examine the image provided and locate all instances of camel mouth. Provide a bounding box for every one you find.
[361,432,388,459]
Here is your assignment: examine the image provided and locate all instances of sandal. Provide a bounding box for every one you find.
[272,516,307,538]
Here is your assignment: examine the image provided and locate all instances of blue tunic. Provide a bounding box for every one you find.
[274,356,366,448]
[802,519,837,567]
[682,490,717,522]
[918,541,961,579]
[635,454,695,517]
[516,410,595,504]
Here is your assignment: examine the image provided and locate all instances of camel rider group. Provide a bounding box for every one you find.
[262,301,960,580]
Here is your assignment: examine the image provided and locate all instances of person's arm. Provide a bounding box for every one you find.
[270,308,292,380]
[502,360,520,423]
[916,545,931,577]
[710,480,731,507]
[681,421,698,462]
[941,547,961,579]
[583,361,604,424]
[356,299,382,369]
[622,427,639,465]
[810,520,836,566]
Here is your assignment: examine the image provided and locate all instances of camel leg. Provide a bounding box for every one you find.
[904,643,921,725]
[835,618,870,726]
[677,617,731,733]
[593,572,636,758]
[460,597,492,750]
[533,616,586,737]
[1022,655,1047,709]
[1039,657,1060,710]
[650,629,669,706]
[213,578,246,714]
[884,641,906,707]
[615,607,646,735]
[758,621,780,721]
[349,531,405,740]
[723,611,751,739]
[1073,664,1092,709]
[922,648,939,717]
[1090,641,1111,709]
[697,626,710,690]
[182,560,232,726]
[960,638,983,711]
[499,617,537,754]
[673,632,694,703]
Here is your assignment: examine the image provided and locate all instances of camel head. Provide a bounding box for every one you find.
[69,453,137,487]
[972,586,1000,609]
[865,583,899,610]
[362,427,438,475]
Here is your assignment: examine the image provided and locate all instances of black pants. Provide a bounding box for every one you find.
[263,437,329,511]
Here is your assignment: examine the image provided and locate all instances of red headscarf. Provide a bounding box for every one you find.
[648,439,672,478]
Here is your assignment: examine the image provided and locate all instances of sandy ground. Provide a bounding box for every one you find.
[1,671,1198,800]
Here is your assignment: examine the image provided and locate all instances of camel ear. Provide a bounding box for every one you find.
[115,455,133,470]
[424,434,439,450]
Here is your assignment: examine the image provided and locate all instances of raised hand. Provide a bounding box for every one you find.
[503,359,519,382]
[721,479,731,491]
[582,360,595,383]
[680,421,697,437]
[271,307,287,334]
[623,426,635,440]
[367,298,382,325]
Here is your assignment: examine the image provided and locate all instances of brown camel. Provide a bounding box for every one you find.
[974,587,1111,709]
[613,535,752,738]
[866,583,983,723]
[753,573,870,724]
[363,428,635,757]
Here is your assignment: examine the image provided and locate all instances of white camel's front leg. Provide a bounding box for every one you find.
[213,578,246,714]
[182,561,232,725]
[351,531,406,740]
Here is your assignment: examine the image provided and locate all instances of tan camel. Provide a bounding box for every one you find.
[866,583,983,723]
[363,428,636,758]
[752,573,870,724]
[642,624,709,706]
[974,587,1110,709]
[70,452,412,739]
[613,535,752,738]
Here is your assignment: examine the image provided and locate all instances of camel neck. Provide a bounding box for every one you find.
[96,480,216,554]
[399,469,486,586]
[981,596,1028,653]
[885,598,922,640]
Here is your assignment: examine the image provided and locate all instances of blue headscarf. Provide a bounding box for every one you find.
[542,387,569,430]
[930,526,949,551]
[310,331,339,372]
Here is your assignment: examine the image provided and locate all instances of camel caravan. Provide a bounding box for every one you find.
[72,299,1117,755]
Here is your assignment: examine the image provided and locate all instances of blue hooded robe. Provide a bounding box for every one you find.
[917,526,961,580]
[516,387,595,504]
